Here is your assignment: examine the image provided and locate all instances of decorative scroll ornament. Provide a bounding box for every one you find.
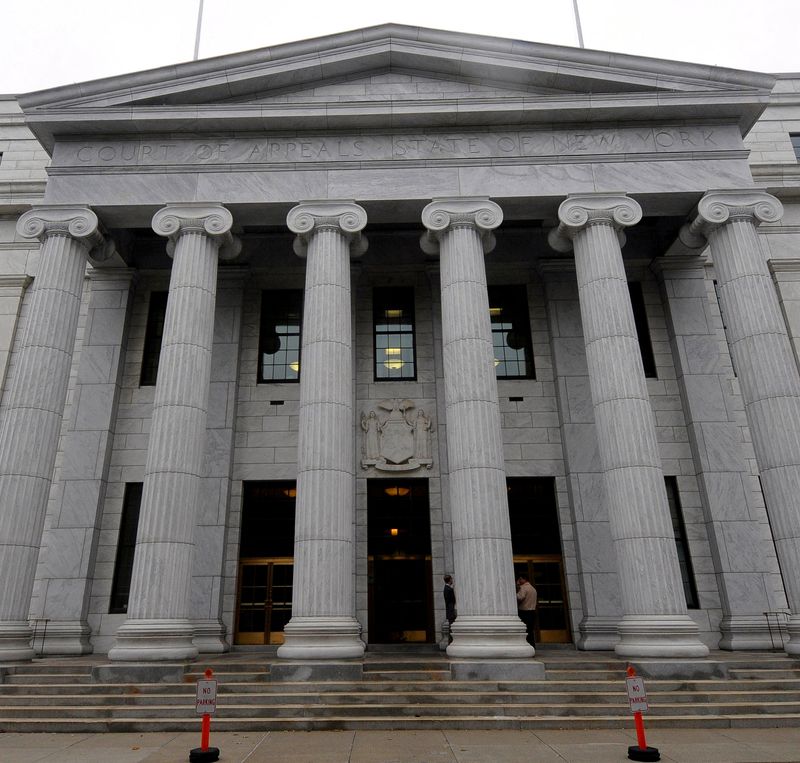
[16,206,107,256]
[151,203,241,260]
[287,201,368,258]
[361,399,433,471]
[420,197,503,255]
[683,189,784,243]
[547,193,642,253]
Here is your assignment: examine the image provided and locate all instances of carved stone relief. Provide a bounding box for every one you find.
[360,399,433,472]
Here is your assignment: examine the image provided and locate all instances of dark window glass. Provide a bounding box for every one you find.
[791,134,800,161]
[507,477,561,555]
[109,483,143,614]
[240,481,297,558]
[488,286,534,379]
[628,281,657,378]
[259,290,302,383]
[374,288,416,380]
[665,477,699,609]
[140,291,168,386]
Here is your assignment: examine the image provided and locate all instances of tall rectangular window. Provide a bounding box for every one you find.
[488,285,534,379]
[109,483,143,614]
[140,291,168,386]
[791,134,800,161]
[259,290,303,383]
[373,287,416,380]
[665,477,699,609]
[628,281,657,378]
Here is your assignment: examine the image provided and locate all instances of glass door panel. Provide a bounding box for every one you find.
[235,560,293,645]
[514,556,571,644]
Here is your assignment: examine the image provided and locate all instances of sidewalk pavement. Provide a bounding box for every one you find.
[1,728,799,763]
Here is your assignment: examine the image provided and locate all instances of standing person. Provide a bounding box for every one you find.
[443,575,457,643]
[516,573,537,647]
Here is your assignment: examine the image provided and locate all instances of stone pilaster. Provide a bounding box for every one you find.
[549,193,708,658]
[684,190,800,654]
[421,198,532,659]
[37,268,137,655]
[0,206,107,660]
[277,201,367,660]
[539,259,622,650]
[109,204,240,661]
[654,256,779,649]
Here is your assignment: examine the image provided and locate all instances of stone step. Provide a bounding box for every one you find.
[363,670,451,681]
[2,699,800,723]
[1,688,798,707]
[1,673,94,685]
[3,713,800,733]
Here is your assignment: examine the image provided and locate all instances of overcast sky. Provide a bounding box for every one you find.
[2,0,799,95]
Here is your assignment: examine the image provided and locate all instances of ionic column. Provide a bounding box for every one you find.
[109,204,240,661]
[277,202,367,660]
[0,207,107,660]
[421,198,532,659]
[685,190,800,654]
[549,193,708,658]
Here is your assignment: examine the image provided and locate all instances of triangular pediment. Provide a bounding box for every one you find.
[225,70,574,105]
[19,23,775,149]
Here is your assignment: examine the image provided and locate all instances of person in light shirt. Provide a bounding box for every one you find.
[516,573,537,647]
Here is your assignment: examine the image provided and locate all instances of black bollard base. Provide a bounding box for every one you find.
[189,746,220,763]
[628,745,660,762]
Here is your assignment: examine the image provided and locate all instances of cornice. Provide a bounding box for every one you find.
[23,90,771,152]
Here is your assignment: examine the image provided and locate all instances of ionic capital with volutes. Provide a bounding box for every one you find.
[16,205,111,259]
[151,203,241,260]
[420,197,503,255]
[547,193,642,253]
[287,201,368,258]
[682,189,783,243]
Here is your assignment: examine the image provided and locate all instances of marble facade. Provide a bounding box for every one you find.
[0,26,799,668]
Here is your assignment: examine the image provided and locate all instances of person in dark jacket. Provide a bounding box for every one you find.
[443,575,457,643]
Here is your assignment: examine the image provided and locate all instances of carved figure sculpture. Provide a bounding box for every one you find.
[361,411,380,460]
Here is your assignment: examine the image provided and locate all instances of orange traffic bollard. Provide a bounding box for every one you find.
[626,666,660,762]
[189,668,220,763]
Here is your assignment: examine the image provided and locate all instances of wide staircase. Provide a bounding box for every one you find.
[1,649,800,731]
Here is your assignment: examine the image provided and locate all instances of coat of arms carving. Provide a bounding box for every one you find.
[360,399,433,471]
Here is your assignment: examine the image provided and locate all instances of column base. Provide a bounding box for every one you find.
[784,614,800,656]
[108,618,198,662]
[277,617,365,660]
[192,619,229,654]
[0,621,34,661]
[577,616,620,650]
[446,616,534,659]
[719,615,783,651]
[614,614,710,658]
[36,621,93,656]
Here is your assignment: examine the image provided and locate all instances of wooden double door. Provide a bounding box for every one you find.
[235,559,293,645]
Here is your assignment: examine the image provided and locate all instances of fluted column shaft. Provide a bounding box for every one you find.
[549,194,708,658]
[686,190,800,654]
[0,207,105,660]
[278,201,367,660]
[110,204,239,662]
[422,198,532,659]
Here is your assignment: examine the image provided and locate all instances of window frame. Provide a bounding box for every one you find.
[258,289,303,384]
[627,281,657,379]
[665,476,700,610]
[373,287,417,382]
[488,285,535,380]
[139,291,168,386]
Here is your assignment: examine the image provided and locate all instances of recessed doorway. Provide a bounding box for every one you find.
[508,477,571,644]
[367,479,434,644]
[234,481,295,646]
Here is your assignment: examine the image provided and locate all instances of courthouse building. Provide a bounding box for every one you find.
[1,24,800,669]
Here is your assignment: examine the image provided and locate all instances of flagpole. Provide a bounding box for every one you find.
[572,0,585,48]
[193,0,205,60]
